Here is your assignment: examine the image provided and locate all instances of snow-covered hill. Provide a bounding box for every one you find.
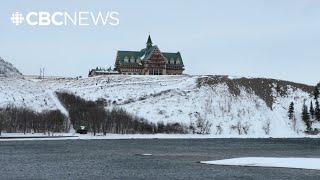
[0,75,318,137]
[0,57,22,77]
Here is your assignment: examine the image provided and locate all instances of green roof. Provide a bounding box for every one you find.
[162,52,182,60]
[147,35,153,45]
[115,50,144,65]
[115,36,184,68]
[116,48,184,66]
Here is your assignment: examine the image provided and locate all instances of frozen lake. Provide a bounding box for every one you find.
[0,138,319,179]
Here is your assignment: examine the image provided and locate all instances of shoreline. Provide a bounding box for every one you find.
[1,133,319,141]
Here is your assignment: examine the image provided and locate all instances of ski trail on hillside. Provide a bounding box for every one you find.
[48,91,75,134]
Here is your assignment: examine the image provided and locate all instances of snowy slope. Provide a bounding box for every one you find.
[0,75,318,137]
[0,57,22,77]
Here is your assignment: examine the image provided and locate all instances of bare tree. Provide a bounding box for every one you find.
[231,121,250,135]
[242,122,250,135]
[194,112,212,134]
[0,109,7,136]
[262,120,271,135]
[215,123,223,135]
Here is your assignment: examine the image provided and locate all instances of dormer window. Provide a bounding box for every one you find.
[130,56,135,63]
[124,56,129,63]
[176,58,181,64]
[170,58,175,64]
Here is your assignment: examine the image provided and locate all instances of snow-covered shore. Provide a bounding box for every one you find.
[1,133,320,142]
[1,75,319,138]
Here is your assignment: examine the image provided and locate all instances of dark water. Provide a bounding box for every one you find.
[0,138,320,180]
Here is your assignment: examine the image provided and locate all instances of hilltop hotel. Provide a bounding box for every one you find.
[89,36,185,76]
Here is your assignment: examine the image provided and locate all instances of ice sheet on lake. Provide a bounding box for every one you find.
[201,157,320,170]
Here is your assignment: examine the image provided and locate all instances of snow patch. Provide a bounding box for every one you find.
[201,157,320,170]
[139,153,153,156]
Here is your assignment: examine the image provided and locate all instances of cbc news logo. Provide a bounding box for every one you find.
[10,11,120,26]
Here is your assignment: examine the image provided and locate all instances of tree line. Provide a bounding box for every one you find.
[0,105,67,135]
[0,92,192,135]
[288,85,320,133]
[56,92,188,135]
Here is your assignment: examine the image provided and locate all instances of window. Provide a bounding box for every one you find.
[170,58,174,64]
[130,56,135,63]
[176,58,180,64]
[150,69,162,75]
[124,56,129,63]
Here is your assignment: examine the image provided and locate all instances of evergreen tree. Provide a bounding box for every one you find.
[276,84,281,96]
[288,102,297,131]
[311,85,320,122]
[288,102,295,120]
[301,103,311,131]
[310,101,315,119]
[314,86,319,100]
[315,100,320,122]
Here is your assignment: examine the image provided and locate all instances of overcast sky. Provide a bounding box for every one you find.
[0,0,319,85]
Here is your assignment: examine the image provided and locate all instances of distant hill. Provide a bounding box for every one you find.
[0,75,319,137]
[0,57,22,77]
